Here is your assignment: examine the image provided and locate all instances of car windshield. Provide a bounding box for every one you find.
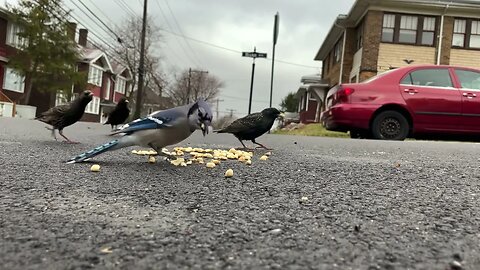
[362,69,397,83]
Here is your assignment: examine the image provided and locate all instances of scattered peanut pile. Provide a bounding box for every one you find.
[131,146,272,178]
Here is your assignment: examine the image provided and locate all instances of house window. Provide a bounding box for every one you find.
[115,77,126,94]
[421,17,436,45]
[470,21,480,48]
[355,22,363,51]
[382,13,436,46]
[6,23,26,48]
[85,96,100,114]
[3,68,25,93]
[399,15,418,43]
[308,92,316,101]
[55,92,69,106]
[382,14,395,42]
[453,19,466,47]
[104,78,111,100]
[88,65,103,86]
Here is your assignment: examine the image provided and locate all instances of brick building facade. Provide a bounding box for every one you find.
[298,0,480,123]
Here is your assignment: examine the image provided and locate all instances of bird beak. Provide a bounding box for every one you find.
[278,112,286,119]
[200,121,212,136]
[125,100,129,103]
[88,91,93,97]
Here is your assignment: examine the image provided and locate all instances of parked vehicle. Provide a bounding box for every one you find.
[321,64,480,140]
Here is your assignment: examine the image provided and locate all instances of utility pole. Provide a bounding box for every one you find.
[186,68,208,104]
[227,109,236,118]
[214,98,224,120]
[133,0,148,119]
[269,12,279,108]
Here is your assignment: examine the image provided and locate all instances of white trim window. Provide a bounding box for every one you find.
[115,76,126,94]
[3,68,25,93]
[85,96,100,114]
[6,23,26,48]
[88,65,103,86]
[55,92,69,106]
[104,78,111,100]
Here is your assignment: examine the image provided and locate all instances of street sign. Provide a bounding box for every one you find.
[242,51,267,58]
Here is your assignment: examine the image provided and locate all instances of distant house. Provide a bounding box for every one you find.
[0,9,133,122]
[53,25,133,123]
[131,87,174,117]
[0,7,35,118]
[308,0,480,121]
[296,74,328,123]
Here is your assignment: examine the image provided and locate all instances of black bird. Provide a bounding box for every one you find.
[104,97,130,130]
[215,107,284,150]
[36,90,93,143]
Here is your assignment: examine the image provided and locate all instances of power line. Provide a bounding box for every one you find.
[160,29,320,69]
[76,0,122,43]
[118,0,138,16]
[164,0,203,67]
[84,0,117,28]
[153,0,201,68]
[64,0,119,47]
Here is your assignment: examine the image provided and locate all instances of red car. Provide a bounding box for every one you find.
[321,64,480,140]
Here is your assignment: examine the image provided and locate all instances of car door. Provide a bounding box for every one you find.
[399,67,462,131]
[453,68,480,132]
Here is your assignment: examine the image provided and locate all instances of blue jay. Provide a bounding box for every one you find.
[66,99,213,164]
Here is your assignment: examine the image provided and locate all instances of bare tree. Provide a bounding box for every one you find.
[109,16,166,98]
[166,69,224,106]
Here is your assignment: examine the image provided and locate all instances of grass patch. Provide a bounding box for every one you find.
[273,123,348,138]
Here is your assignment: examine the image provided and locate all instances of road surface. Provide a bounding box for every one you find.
[1,117,479,269]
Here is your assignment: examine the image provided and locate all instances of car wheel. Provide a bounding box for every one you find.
[371,111,409,140]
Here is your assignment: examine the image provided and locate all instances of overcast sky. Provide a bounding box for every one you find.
[4,0,356,118]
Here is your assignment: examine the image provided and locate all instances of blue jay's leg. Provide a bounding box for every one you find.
[148,143,175,161]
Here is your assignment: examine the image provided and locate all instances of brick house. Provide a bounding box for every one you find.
[308,0,480,122]
[0,7,132,122]
[0,7,36,118]
[52,26,132,123]
[296,74,328,123]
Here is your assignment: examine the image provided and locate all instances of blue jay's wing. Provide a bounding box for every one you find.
[111,107,185,135]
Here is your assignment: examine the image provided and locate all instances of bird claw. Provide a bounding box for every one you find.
[255,146,272,150]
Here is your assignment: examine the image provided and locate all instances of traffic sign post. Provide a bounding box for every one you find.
[242,47,267,114]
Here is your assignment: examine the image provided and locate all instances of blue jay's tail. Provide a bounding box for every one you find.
[66,139,124,164]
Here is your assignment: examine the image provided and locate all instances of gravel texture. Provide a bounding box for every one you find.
[1,117,479,270]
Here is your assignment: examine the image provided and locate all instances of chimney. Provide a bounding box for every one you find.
[67,22,77,42]
[79,28,88,47]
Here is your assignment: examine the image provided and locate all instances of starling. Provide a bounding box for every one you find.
[104,97,130,130]
[36,90,93,143]
[215,108,284,150]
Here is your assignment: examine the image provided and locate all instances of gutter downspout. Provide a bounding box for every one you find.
[339,30,347,84]
[436,2,451,65]
[334,20,347,84]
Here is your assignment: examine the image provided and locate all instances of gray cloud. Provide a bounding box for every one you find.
[5,0,355,117]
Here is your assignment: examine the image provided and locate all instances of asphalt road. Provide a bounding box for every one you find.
[1,117,479,270]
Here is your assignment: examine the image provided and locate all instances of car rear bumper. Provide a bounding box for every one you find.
[321,104,378,132]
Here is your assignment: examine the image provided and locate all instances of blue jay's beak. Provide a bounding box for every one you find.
[200,121,212,136]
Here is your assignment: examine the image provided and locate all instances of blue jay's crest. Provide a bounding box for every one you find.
[188,99,213,123]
